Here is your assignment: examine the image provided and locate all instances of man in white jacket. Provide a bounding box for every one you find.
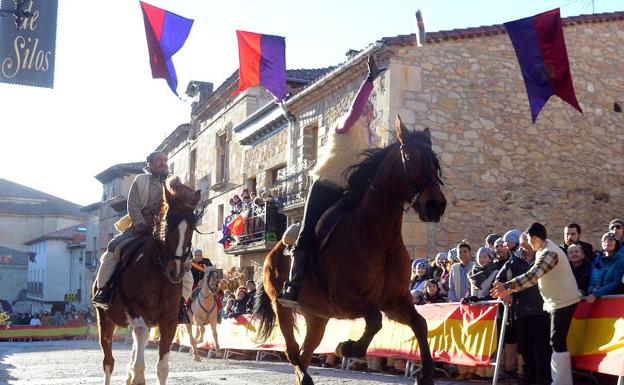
[491,222,581,385]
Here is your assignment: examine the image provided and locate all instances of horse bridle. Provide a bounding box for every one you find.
[158,213,197,275]
[369,143,441,213]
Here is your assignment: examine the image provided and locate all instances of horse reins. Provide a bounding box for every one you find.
[368,143,440,213]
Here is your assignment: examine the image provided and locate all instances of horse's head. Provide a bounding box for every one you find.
[162,176,202,284]
[201,266,218,292]
[395,116,447,222]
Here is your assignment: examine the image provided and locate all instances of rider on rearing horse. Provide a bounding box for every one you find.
[278,56,384,308]
[92,151,195,322]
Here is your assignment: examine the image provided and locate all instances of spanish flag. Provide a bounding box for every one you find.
[568,297,624,376]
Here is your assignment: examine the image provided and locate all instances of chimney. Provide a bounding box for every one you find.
[186,81,214,103]
[415,10,426,47]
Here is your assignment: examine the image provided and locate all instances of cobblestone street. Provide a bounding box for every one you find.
[0,340,469,385]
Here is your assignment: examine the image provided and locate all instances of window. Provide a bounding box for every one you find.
[217,204,224,231]
[302,123,318,161]
[216,131,229,182]
[169,162,175,175]
[247,177,257,194]
[189,149,197,189]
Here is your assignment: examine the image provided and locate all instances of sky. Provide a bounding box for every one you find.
[0,0,621,206]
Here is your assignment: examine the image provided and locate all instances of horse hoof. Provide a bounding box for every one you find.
[414,372,434,385]
[194,355,202,362]
[295,371,314,385]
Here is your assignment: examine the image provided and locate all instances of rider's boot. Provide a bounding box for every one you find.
[277,180,343,308]
[277,246,307,308]
[92,250,118,309]
[92,284,113,310]
[178,297,191,324]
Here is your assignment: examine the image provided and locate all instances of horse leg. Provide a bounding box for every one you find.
[185,322,200,362]
[210,320,220,351]
[156,321,177,385]
[126,317,149,385]
[383,297,434,385]
[300,315,328,370]
[97,311,115,385]
[276,306,310,385]
[336,304,382,359]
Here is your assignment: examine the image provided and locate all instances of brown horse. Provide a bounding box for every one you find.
[184,268,220,361]
[254,117,447,385]
[95,177,201,385]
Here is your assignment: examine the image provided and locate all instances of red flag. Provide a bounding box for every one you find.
[227,209,249,237]
[232,30,286,101]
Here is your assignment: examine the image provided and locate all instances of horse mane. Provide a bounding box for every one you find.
[344,129,443,199]
[155,176,204,240]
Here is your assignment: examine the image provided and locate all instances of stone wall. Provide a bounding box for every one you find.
[386,18,624,255]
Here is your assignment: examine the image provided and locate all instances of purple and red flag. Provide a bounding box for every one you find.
[232,30,286,101]
[139,1,194,96]
[504,8,582,123]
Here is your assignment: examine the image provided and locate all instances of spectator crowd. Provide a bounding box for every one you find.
[406,220,624,384]
[7,310,95,327]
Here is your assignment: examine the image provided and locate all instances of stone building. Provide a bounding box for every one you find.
[81,162,144,309]
[162,11,624,273]
[160,71,331,281]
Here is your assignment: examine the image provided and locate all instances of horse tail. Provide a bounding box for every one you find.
[253,282,276,343]
[253,241,288,343]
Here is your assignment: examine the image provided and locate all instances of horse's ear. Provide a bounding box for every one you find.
[395,115,408,145]
[422,127,433,146]
[167,176,182,191]
[191,190,201,206]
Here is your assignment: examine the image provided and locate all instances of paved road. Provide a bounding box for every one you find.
[0,340,467,385]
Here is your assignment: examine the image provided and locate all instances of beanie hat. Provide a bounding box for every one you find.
[502,229,522,245]
[609,219,624,229]
[485,233,502,246]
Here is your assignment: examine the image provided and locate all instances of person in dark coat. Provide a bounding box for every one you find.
[566,244,591,295]
[496,232,551,384]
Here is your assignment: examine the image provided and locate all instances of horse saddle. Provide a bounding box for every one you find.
[119,235,151,270]
[315,191,360,252]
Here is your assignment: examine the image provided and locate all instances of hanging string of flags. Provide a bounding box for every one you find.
[137,3,583,123]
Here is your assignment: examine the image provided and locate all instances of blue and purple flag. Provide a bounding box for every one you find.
[504,8,582,123]
[232,30,286,101]
[139,1,194,96]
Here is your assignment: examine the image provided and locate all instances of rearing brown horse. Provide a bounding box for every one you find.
[95,177,201,385]
[254,116,447,385]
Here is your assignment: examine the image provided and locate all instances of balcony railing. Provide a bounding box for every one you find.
[223,202,286,255]
[269,159,315,211]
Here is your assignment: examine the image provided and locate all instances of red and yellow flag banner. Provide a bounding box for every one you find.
[0,324,89,340]
[165,302,499,367]
[568,296,624,376]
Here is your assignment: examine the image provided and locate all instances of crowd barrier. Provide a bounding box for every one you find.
[3,297,622,383]
[0,323,129,342]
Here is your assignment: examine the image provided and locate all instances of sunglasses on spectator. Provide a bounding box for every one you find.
[611,225,622,230]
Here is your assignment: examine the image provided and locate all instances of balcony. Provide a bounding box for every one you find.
[269,159,315,214]
[223,202,286,255]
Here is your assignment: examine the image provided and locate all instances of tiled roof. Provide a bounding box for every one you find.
[380,11,624,46]
[24,223,87,245]
[95,162,144,184]
[286,68,335,83]
[0,178,86,217]
[0,244,29,265]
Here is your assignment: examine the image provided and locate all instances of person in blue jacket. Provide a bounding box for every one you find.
[586,231,624,303]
